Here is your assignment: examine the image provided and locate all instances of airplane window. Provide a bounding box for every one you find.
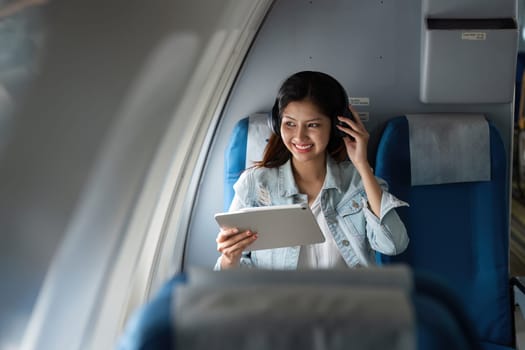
[0,1,274,349]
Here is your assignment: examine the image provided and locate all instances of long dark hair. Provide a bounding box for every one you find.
[256,71,348,168]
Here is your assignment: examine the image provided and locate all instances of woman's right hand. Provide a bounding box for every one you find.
[216,227,257,269]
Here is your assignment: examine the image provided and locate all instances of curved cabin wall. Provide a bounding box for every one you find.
[187,0,517,268]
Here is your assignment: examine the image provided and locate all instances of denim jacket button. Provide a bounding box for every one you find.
[352,201,359,208]
[342,240,350,246]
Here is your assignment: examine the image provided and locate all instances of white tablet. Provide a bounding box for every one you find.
[214,203,325,251]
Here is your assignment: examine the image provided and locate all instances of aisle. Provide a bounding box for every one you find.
[511,198,525,276]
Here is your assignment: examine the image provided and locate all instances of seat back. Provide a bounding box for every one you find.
[117,266,479,350]
[224,113,271,210]
[375,115,511,347]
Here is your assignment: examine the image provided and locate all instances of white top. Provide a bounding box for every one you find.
[298,193,347,269]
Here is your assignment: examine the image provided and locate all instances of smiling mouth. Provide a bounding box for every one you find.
[294,143,313,151]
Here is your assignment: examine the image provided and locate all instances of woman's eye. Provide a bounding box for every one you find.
[284,121,295,127]
[308,123,320,128]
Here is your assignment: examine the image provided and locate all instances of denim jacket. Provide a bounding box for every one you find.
[214,156,409,270]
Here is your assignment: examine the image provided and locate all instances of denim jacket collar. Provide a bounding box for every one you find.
[278,156,345,197]
[324,156,344,193]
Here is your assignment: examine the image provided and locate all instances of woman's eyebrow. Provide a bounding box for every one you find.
[282,115,324,122]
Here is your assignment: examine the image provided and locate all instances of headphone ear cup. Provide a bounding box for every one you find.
[270,99,280,135]
[333,86,355,140]
[341,89,353,121]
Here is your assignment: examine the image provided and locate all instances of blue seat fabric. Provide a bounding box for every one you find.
[224,117,249,210]
[116,274,187,350]
[375,116,512,348]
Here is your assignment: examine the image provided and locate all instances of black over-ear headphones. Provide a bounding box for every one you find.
[270,99,281,135]
[269,85,354,138]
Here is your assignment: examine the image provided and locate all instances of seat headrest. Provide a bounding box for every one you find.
[406,114,490,186]
[245,113,272,167]
[174,267,415,350]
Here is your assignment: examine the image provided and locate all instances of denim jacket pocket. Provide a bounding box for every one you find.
[337,199,363,216]
[337,198,366,238]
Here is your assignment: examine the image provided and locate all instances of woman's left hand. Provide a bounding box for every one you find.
[336,105,370,168]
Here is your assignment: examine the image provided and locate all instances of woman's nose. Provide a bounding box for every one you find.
[295,125,308,139]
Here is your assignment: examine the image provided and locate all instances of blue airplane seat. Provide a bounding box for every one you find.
[116,274,187,350]
[375,115,512,349]
[117,266,480,350]
[224,113,272,210]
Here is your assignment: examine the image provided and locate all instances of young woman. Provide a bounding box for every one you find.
[215,71,408,270]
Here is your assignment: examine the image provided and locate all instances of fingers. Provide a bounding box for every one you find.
[221,234,257,257]
[340,107,366,130]
[217,228,256,270]
[216,227,241,242]
[336,116,369,141]
[348,105,365,126]
[337,105,368,137]
[217,229,257,253]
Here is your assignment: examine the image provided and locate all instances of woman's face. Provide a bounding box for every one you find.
[280,100,331,165]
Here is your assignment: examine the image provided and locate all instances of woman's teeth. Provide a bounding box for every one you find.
[295,144,313,150]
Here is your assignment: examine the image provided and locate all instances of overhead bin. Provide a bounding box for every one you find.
[420,0,518,103]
